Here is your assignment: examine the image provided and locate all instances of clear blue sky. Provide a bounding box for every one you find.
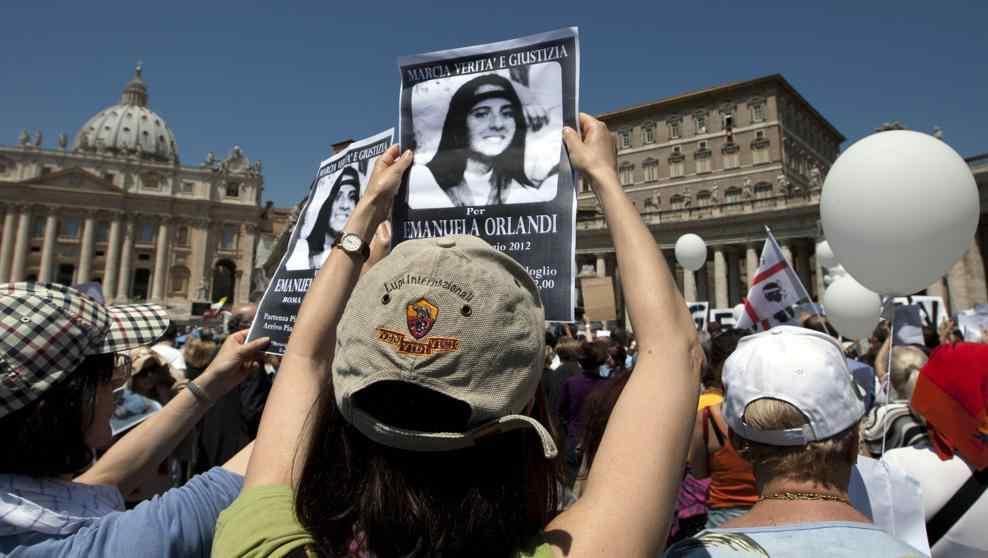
[2,1,985,207]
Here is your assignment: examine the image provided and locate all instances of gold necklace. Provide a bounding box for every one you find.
[759,491,850,505]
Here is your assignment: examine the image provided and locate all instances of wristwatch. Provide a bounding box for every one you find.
[332,231,370,261]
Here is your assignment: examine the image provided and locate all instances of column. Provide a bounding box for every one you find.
[746,244,759,288]
[962,238,987,307]
[38,209,58,282]
[713,246,728,308]
[945,259,970,315]
[237,224,258,305]
[150,220,171,301]
[727,248,741,305]
[0,205,18,281]
[76,214,96,284]
[927,277,948,306]
[102,218,122,303]
[10,207,32,282]
[596,255,606,278]
[794,239,812,293]
[781,241,793,266]
[116,219,135,301]
[814,243,826,301]
[190,221,211,301]
[683,269,697,302]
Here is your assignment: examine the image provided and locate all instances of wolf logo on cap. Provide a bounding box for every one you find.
[406,298,439,339]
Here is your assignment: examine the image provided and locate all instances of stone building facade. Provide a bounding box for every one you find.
[0,66,264,319]
[577,74,987,318]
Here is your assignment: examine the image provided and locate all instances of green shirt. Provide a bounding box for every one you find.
[213,485,555,557]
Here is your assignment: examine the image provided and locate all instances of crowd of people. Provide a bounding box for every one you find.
[0,113,984,557]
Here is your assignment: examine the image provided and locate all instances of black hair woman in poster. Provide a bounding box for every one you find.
[395,28,579,321]
[248,130,393,355]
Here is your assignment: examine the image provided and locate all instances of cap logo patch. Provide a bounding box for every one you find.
[376,327,460,356]
[406,298,439,340]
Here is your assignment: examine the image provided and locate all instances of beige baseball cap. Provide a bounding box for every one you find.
[332,235,557,458]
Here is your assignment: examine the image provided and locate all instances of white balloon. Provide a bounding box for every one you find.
[823,276,882,340]
[675,234,707,272]
[820,130,979,295]
[816,241,837,269]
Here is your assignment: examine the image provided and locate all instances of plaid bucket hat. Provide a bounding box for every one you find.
[0,282,170,419]
[332,235,557,458]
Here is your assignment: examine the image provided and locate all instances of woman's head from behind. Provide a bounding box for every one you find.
[428,74,531,191]
[0,282,169,477]
[296,235,560,556]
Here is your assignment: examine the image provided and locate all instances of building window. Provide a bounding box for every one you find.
[169,266,191,297]
[137,223,156,243]
[641,124,656,145]
[669,160,685,178]
[697,190,712,207]
[60,217,80,239]
[617,130,632,150]
[696,157,712,174]
[723,151,740,169]
[181,181,195,194]
[175,226,190,247]
[754,183,773,198]
[753,145,771,165]
[670,194,686,210]
[643,160,658,182]
[619,164,634,186]
[752,103,766,122]
[56,264,75,286]
[725,187,741,203]
[225,181,241,198]
[142,174,161,191]
[95,221,109,243]
[695,113,707,134]
[668,120,681,139]
[221,225,238,250]
[103,172,115,184]
[580,177,592,193]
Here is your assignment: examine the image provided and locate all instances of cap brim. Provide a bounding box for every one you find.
[93,304,170,355]
[350,407,558,459]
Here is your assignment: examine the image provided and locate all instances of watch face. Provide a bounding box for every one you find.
[341,234,361,252]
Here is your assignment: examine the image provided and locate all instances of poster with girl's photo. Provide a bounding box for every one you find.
[248,130,393,355]
[393,28,579,321]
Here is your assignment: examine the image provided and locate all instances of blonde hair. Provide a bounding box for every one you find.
[735,398,858,489]
[890,346,927,400]
[183,339,218,369]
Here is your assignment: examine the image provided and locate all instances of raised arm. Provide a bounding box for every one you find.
[545,114,703,557]
[244,147,412,489]
[76,331,270,494]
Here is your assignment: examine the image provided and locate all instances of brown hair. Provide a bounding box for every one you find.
[732,398,859,490]
[554,336,582,362]
[295,381,562,557]
[579,372,632,474]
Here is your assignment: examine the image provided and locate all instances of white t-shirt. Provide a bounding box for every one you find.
[883,445,988,558]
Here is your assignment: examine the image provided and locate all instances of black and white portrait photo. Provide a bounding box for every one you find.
[250,130,393,355]
[406,63,563,209]
[285,165,361,270]
[395,28,579,321]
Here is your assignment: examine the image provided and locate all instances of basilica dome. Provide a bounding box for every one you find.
[72,65,179,164]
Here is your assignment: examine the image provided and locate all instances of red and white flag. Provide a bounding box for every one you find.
[737,229,814,331]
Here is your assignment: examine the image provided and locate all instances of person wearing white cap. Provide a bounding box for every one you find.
[214,114,705,557]
[667,326,924,557]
